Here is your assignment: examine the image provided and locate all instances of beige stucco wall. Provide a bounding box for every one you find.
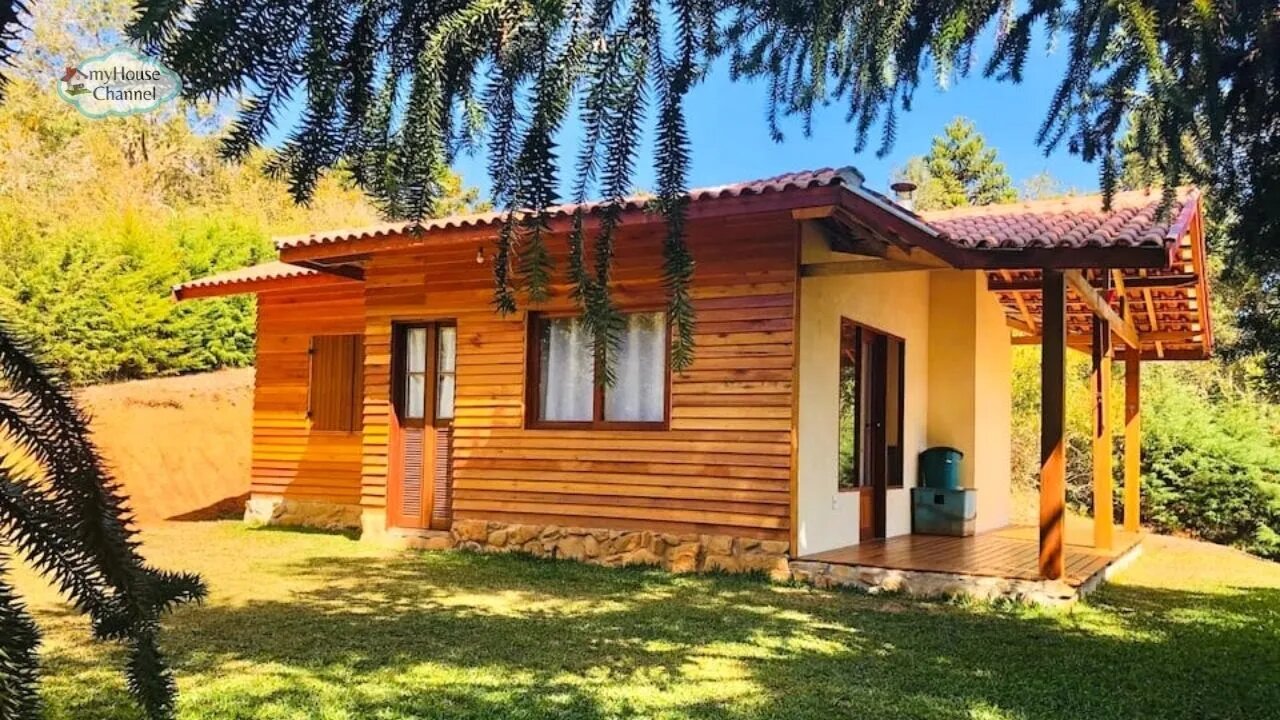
[795,225,1013,556]
[925,271,1013,533]
[974,279,1013,531]
[796,225,931,556]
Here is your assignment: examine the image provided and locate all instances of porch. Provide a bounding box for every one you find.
[799,518,1143,590]
[794,190,1212,582]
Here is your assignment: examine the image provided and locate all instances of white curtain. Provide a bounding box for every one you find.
[435,326,456,420]
[404,327,427,419]
[605,312,666,422]
[540,317,595,421]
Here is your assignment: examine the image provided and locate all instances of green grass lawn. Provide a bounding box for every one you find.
[14,522,1280,719]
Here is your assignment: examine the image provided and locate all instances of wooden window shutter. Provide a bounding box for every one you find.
[350,335,365,429]
[400,426,426,519]
[309,334,364,431]
[431,426,453,523]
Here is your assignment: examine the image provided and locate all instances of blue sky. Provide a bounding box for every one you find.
[260,26,1097,202]
[445,39,1097,201]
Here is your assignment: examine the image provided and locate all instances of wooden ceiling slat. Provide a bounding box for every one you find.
[986,262,1207,361]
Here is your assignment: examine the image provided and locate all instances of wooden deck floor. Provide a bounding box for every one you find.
[800,523,1142,588]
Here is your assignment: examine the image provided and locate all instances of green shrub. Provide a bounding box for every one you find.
[1011,347,1280,561]
[0,80,387,384]
[1137,365,1280,559]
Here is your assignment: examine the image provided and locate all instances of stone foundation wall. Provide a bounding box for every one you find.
[243,495,361,531]
[788,560,1080,605]
[445,519,791,580]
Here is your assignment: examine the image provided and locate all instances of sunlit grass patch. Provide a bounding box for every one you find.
[14,523,1280,720]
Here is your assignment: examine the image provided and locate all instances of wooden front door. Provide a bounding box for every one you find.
[840,319,905,542]
[859,328,888,541]
[389,322,456,530]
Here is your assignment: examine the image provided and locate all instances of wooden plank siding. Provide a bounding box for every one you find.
[358,213,800,541]
[252,282,366,505]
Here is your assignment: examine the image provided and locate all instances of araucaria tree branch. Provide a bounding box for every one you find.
[0,321,206,719]
[129,0,1280,378]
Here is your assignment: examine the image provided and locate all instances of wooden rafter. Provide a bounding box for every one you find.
[999,270,1036,333]
[1111,269,1127,297]
[1065,270,1140,348]
[1005,315,1036,335]
[1188,203,1214,354]
[1139,269,1165,359]
[800,258,938,276]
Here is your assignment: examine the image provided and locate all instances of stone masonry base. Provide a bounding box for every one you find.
[243,495,361,531]
[399,519,792,580]
[247,505,1133,605]
[788,561,1081,605]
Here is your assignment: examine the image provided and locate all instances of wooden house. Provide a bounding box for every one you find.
[175,167,1212,600]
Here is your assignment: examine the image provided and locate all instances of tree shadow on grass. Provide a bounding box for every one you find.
[242,523,363,540]
[38,550,1280,720]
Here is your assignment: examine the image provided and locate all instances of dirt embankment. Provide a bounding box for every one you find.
[76,368,254,524]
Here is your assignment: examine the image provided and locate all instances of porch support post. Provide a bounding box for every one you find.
[1124,352,1142,532]
[1039,269,1068,580]
[1091,314,1114,549]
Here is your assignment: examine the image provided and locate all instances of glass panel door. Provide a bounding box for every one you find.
[391,321,456,530]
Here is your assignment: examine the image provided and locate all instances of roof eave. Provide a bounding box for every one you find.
[278,184,848,264]
[172,271,358,301]
[830,186,1175,271]
[949,243,1174,270]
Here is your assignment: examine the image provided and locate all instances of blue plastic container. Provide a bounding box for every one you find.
[911,488,977,536]
[919,447,964,490]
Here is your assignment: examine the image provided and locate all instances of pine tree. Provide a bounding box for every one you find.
[894,118,1018,211]
[890,157,949,213]
[922,118,1018,209]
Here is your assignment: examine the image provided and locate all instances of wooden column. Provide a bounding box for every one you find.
[1039,269,1067,580]
[1091,314,1114,549]
[1124,353,1142,532]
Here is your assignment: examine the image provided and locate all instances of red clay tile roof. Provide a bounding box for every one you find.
[174,261,318,292]
[172,261,360,299]
[274,166,1198,258]
[919,188,1199,250]
[275,167,858,250]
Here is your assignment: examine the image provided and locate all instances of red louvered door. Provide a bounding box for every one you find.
[389,322,455,530]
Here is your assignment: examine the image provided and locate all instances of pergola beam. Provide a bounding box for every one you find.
[1011,330,1201,346]
[989,272,1196,292]
[1039,269,1068,581]
[1065,270,1141,348]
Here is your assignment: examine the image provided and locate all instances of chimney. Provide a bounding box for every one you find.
[890,181,917,212]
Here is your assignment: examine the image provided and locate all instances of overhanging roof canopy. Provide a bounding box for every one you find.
[919,190,1209,361]
[171,260,358,300]
[175,166,1212,360]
